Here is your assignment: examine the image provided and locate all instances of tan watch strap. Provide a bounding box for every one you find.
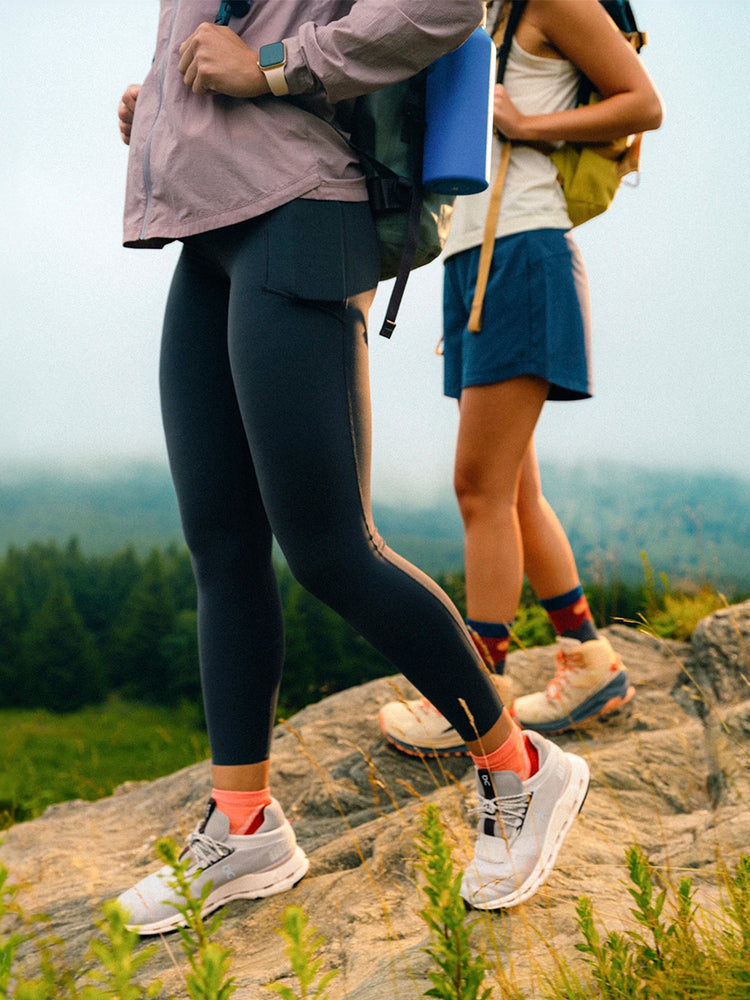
[262,63,289,96]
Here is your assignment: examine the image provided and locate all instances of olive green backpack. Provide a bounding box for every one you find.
[469,0,648,332]
[218,1,454,339]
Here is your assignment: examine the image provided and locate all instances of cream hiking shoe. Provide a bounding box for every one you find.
[378,674,514,757]
[513,635,634,734]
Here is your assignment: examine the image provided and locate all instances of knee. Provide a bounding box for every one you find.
[282,527,378,610]
[454,466,515,529]
[188,519,271,589]
[283,539,346,607]
[454,475,483,528]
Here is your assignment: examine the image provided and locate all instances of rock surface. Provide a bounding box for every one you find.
[3,604,750,998]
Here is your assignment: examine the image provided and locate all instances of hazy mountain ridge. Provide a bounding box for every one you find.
[1,460,749,587]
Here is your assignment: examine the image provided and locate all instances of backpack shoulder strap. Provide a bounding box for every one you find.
[215,1,250,25]
[467,140,511,333]
[466,2,526,333]
[495,1,528,84]
[378,76,429,339]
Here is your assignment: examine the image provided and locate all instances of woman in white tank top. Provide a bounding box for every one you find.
[379,0,663,752]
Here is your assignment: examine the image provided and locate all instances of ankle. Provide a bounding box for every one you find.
[466,619,512,674]
[541,586,598,643]
[470,723,538,781]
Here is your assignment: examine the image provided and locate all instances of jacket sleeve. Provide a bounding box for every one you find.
[284,0,485,102]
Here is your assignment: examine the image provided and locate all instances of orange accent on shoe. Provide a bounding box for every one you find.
[547,641,624,702]
[546,646,583,701]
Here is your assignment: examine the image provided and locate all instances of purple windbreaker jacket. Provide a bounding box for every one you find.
[123,0,483,248]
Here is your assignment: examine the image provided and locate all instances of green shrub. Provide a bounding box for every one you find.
[0,842,237,1000]
[416,803,491,1000]
[547,846,750,1000]
[264,905,338,1000]
[155,838,237,1000]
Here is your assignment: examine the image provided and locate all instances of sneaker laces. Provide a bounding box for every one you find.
[471,791,529,843]
[185,830,233,871]
[547,645,585,700]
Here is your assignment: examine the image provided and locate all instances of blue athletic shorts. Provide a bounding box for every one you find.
[442,228,593,401]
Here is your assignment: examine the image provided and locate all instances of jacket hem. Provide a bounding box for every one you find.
[123,172,350,249]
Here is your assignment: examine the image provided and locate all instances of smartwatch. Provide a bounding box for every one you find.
[258,42,289,96]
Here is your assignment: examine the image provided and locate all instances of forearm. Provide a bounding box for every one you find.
[177,1,484,104]
[503,0,664,145]
[512,89,664,145]
[285,0,485,102]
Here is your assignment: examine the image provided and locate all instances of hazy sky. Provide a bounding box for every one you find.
[2,1,749,502]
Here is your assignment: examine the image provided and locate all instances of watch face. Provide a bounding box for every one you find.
[260,42,285,68]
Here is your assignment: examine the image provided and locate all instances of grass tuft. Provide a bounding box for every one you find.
[416,803,491,1000]
[264,905,339,1000]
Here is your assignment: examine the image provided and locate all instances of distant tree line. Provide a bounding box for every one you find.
[0,539,395,718]
[2,539,743,718]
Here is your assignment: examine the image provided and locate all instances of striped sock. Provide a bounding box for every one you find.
[466,619,513,674]
[211,787,272,835]
[540,585,598,642]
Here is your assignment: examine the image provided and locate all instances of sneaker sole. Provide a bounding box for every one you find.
[382,730,470,758]
[126,846,310,936]
[464,752,590,910]
[516,672,636,735]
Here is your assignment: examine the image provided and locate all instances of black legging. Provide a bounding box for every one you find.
[160,200,503,765]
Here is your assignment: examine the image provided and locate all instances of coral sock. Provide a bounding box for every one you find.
[470,723,538,781]
[466,619,512,674]
[541,585,598,642]
[211,787,272,835]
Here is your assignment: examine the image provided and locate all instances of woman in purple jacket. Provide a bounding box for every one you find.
[115,0,589,933]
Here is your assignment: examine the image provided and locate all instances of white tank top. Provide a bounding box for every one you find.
[443,37,581,259]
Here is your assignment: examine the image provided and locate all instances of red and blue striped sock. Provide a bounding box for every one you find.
[466,619,513,674]
[540,585,598,642]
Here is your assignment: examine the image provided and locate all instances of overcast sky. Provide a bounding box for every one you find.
[2,1,749,502]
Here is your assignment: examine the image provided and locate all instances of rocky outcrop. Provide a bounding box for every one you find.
[680,600,750,709]
[3,604,750,998]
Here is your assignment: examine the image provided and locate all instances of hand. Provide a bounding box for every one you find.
[492,84,526,141]
[118,84,141,145]
[178,22,269,98]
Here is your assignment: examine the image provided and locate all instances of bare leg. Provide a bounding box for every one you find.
[516,440,581,601]
[454,376,549,623]
[465,709,515,757]
[212,761,270,792]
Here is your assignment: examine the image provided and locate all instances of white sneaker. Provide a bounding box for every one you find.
[461,730,589,909]
[116,799,309,935]
[378,674,515,757]
[513,636,635,734]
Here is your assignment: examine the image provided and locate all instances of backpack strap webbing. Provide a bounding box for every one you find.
[467,140,511,333]
[378,77,427,338]
[467,1,526,333]
[215,1,250,25]
[379,174,424,338]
